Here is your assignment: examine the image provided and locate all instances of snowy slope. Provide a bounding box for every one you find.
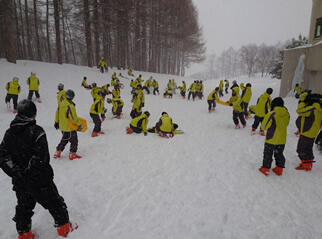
[0,59,321,239]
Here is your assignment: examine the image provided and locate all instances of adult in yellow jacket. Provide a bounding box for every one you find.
[54,90,82,160]
[98,57,108,73]
[152,79,159,95]
[294,84,301,99]
[258,97,290,176]
[127,111,150,135]
[90,83,100,101]
[295,92,322,171]
[227,90,246,128]
[81,76,91,89]
[143,79,151,94]
[241,83,252,119]
[207,87,219,112]
[179,81,187,98]
[130,92,142,119]
[27,73,41,102]
[90,92,106,137]
[252,88,273,135]
[5,77,21,113]
[107,97,124,119]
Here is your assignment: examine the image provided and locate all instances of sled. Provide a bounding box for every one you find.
[68,117,88,132]
[216,100,230,106]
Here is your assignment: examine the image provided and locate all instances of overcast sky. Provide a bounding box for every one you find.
[188,0,312,74]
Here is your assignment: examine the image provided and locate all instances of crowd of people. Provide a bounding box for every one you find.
[1,61,322,239]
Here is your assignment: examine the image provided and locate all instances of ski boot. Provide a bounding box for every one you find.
[251,128,256,135]
[259,167,270,176]
[259,130,265,136]
[13,109,17,114]
[69,153,82,160]
[18,232,36,239]
[126,127,133,134]
[98,131,105,135]
[53,150,62,159]
[272,166,283,176]
[91,132,98,137]
[57,222,78,238]
[295,160,312,171]
[235,124,240,129]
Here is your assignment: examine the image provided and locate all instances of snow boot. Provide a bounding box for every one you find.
[259,130,265,136]
[18,232,36,239]
[36,98,42,103]
[126,127,133,134]
[91,132,98,137]
[245,115,248,120]
[13,109,17,114]
[272,166,283,176]
[57,223,78,238]
[243,123,247,128]
[251,128,256,135]
[98,131,105,134]
[295,160,312,171]
[114,115,121,119]
[259,167,270,176]
[212,108,215,112]
[54,150,62,159]
[69,153,82,160]
[235,124,240,129]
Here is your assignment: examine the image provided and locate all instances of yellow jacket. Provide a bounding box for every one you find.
[111,98,124,113]
[225,80,229,88]
[261,106,290,145]
[255,93,272,117]
[90,96,105,115]
[189,83,196,92]
[241,86,252,103]
[130,113,149,133]
[128,69,134,76]
[228,95,243,112]
[296,102,322,138]
[81,79,90,88]
[27,74,39,91]
[91,87,100,100]
[181,82,186,92]
[231,85,240,96]
[152,80,159,88]
[137,89,145,104]
[208,90,218,101]
[294,85,302,95]
[112,88,120,98]
[219,80,224,91]
[57,90,66,105]
[98,59,108,68]
[130,80,137,89]
[6,80,21,95]
[132,95,142,112]
[159,113,174,133]
[55,99,81,132]
[240,83,245,92]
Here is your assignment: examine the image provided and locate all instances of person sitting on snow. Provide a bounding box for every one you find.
[258,97,290,176]
[126,111,150,135]
[163,88,173,98]
[148,112,178,137]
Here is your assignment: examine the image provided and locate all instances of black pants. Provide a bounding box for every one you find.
[143,86,150,94]
[207,100,216,111]
[188,92,195,100]
[153,88,159,95]
[90,113,101,132]
[297,135,315,161]
[262,143,285,168]
[56,131,78,153]
[219,90,223,97]
[5,94,18,109]
[130,109,142,119]
[225,88,228,94]
[14,182,69,234]
[252,116,264,129]
[130,124,142,133]
[316,130,322,145]
[180,91,186,97]
[164,92,172,98]
[28,90,40,100]
[241,102,248,115]
[113,105,123,116]
[233,111,246,126]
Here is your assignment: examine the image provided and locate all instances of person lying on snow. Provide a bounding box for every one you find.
[148,112,178,138]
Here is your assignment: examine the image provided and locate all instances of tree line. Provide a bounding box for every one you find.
[0,0,205,76]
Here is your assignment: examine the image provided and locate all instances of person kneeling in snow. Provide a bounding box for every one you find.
[163,88,173,98]
[126,111,150,135]
[148,112,178,138]
[0,100,76,239]
[258,97,290,176]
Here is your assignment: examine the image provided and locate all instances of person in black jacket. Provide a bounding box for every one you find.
[0,100,75,239]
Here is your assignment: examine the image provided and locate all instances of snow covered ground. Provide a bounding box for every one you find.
[0,59,321,239]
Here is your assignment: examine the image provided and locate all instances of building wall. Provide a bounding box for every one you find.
[309,0,322,44]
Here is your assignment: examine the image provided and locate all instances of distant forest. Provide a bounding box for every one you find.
[0,0,205,76]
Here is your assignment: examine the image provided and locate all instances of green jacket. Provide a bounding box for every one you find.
[261,106,290,145]
[55,99,81,132]
[27,74,39,91]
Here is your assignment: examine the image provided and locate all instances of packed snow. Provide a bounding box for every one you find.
[0,59,321,239]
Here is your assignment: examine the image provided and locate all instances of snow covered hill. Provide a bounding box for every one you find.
[0,59,321,239]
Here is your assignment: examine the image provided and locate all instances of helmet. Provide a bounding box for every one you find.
[246,83,252,87]
[83,76,87,80]
[144,111,150,117]
[66,89,75,100]
[57,83,64,91]
[162,112,167,115]
[17,100,37,118]
[266,88,273,95]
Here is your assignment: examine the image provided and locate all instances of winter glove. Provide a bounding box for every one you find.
[144,132,147,136]
[54,122,59,130]
[229,103,233,106]
[77,124,83,132]
[141,103,145,107]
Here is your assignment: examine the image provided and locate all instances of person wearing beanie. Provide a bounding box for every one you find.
[252,88,273,135]
[5,77,21,114]
[0,100,76,238]
[230,80,239,96]
[295,92,322,171]
[126,111,150,135]
[294,83,302,99]
[54,90,83,160]
[258,97,290,176]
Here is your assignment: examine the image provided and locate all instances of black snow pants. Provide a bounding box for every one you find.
[90,113,102,132]
[233,111,246,126]
[297,135,315,161]
[207,100,216,111]
[262,143,285,169]
[153,88,159,95]
[5,94,18,109]
[56,131,78,153]
[130,124,142,134]
[28,90,40,100]
[13,182,69,234]
[241,102,248,116]
[252,116,264,129]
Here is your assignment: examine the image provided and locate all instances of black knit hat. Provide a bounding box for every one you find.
[266,88,273,95]
[271,97,284,110]
[17,100,37,118]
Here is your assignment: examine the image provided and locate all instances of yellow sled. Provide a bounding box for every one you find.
[68,117,88,132]
[216,100,230,106]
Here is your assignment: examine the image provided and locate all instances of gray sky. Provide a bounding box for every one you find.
[188,0,312,74]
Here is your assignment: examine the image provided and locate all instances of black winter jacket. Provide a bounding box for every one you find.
[0,115,53,189]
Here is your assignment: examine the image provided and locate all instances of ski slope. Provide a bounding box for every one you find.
[0,59,321,239]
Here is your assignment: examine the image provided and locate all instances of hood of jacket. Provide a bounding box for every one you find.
[10,115,36,134]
